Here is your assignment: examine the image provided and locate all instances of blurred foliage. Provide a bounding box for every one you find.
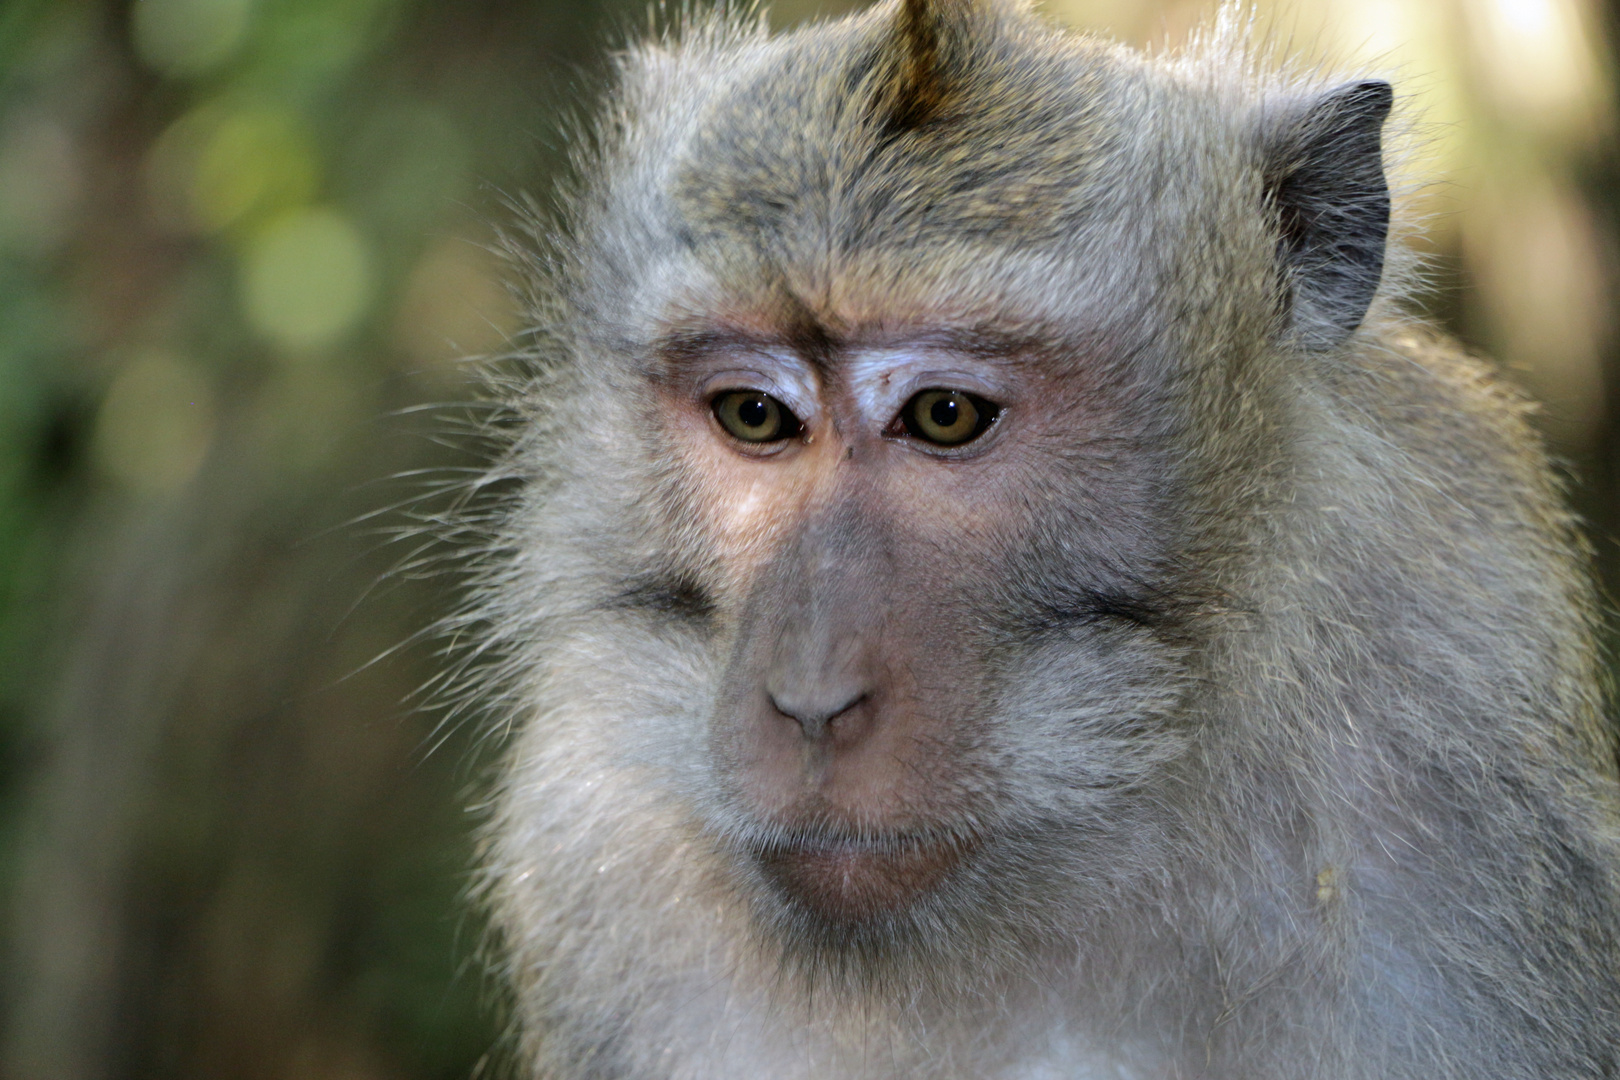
[0,0,629,1077]
[0,0,1614,1078]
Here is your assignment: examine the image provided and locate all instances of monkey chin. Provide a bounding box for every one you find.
[755,834,975,923]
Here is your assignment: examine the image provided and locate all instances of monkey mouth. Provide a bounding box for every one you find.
[754,831,978,922]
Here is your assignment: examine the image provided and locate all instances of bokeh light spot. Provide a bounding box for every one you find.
[393,238,518,370]
[91,351,217,495]
[241,207,372,353]
[193,108,318,234]
[145,104,320,236]
[131,0,257,79]
[1469,0,1603,128]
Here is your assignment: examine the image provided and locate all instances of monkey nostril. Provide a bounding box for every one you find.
[768,691,868,741]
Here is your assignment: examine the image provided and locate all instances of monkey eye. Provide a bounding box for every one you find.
[712,390,802,444]
[895,389,999,447]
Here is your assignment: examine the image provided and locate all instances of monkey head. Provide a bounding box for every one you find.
[489,0,1395,965]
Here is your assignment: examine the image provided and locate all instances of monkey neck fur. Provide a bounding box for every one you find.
[464,1,1620,1078]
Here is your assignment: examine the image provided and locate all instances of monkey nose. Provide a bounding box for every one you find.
[768,689,868,742]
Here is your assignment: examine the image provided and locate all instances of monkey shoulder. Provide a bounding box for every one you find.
[1295,319,1580,558]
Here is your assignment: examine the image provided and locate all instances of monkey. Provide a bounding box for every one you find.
[457,0,1620,1076]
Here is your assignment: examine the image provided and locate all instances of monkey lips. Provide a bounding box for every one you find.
[755,832,977,922]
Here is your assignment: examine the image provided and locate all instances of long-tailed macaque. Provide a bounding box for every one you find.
[465,1,1620,1075]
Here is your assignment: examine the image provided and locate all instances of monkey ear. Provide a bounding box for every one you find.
[876,0,984,131]
[1262,80,1394,351]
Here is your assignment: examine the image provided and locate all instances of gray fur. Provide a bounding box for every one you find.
[457,2,1620,1077]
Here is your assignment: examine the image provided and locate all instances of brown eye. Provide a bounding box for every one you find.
[713,390,799,443]
[901,389,998,446]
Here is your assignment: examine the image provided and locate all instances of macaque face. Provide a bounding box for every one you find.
[480,2,1618,1071]
[647,319,1181,925]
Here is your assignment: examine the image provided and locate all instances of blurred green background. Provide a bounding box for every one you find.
[0,0,1614,1077]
